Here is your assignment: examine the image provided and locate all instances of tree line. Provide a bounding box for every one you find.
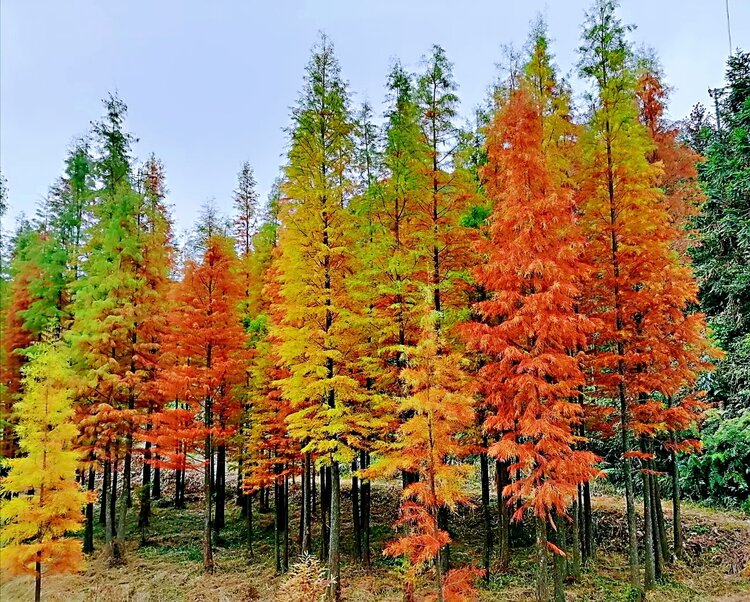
[1,1,749,601]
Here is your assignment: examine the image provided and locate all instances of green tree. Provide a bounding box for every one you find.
[692,51,750,415]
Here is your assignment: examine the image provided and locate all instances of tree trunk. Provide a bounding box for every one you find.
[246,492,254,561]
[361,450,371,568]
[152,463,161,500]
[571,497,582,581]
[124,439,132,509]
[109,459,118,541]
[203,401,214,573]
[327,460,341,601]
[175,467,184,509]
[275,476,282,574]
[642,459,656,590]
[438,506,450,573]
[620,381,641,599]
[34,552,41,602]
[552,514,565,602]
[215,443,226,534]
[320,465,330,562]
[582,480,593,562]
[648,466,663,579]
[536,517,550,602]
[312,459,317,514]
[84,466,95,554]
[299,457,306,546]
[496,460,511,572]
[284,475,289,572]
[352,458,362,562]
[653,473,670,565]
[100,460,110,525]
[116,474,128,557]
[139,439,152,538]
[671,448,684,560]
[480,450,493,581]
[302,452,312,554]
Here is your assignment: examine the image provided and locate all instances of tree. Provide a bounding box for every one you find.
[578,1,715,594]
[274,34,361,600]
[635,63,704,255]
[157,234,246,572]
[463,30,600,597]
[374,311,477,602]
[692,51,750,416]
[68,95,173,560]
[233,161,260,258]
[0,340,88,602]
[415,46,472,327]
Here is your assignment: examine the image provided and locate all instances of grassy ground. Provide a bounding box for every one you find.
[1,479,748,601]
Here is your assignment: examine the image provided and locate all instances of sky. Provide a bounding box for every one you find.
[2,0,748,236]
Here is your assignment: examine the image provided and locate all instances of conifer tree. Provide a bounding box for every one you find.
[374,310,476,602]
[157,234,245,572]
[0,339,88,602]
[68,95,173,560]
[233,161,260,259]
[692,51,750,415]
[578,1,715,594]
[274,34,361,600]
[464,28,600,600]
[415,46,472,326]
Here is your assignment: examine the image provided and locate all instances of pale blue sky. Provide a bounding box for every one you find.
[2,1,748,235]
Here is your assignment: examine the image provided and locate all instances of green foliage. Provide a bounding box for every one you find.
[692,51,750,415]
[682,411,750,511]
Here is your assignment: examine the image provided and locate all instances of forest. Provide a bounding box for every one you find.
[1,1,749,601]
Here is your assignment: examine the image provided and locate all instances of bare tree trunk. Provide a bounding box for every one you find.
[671,447,684,560]
[480,450,493,581]
[34,551,41,602]
[109,463,118,539]
[215,443,226,534]
[203,401,214,573]
[84,465,95,554]
[327,460,341,601]
[361,450,371,568]
[620,381,641,599]
[536,517,550,602]
[246,492,254,561]
[152,462,161,500]
[653,473,670,565]
[571,497,582,581]
[642,457,656,590]
[284,474,289,572]
[275,474,282,574]
[139,439,152,540]
[352,457,362,562]
[496,460,511,572]
[100,460,110,525]
[552,514,565,602]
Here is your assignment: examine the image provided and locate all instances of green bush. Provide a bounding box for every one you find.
[681,410,750,511]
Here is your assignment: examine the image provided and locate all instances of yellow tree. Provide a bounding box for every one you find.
[0,340,88,602]
[373,310,477,602]
[274,34,363,600]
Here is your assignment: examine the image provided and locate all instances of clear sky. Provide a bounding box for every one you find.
[1,0,748,236]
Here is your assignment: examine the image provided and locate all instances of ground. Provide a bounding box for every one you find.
[1,476,748,601]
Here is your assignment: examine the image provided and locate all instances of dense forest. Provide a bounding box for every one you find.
[1,1,749,601]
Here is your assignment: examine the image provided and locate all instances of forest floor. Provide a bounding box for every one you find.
[2,477,749,602]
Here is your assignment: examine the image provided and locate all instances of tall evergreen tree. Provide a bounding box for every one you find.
[692,51,750,415]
